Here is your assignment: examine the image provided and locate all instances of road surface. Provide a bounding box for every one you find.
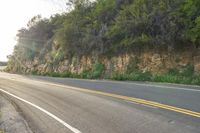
[0,72,200,133]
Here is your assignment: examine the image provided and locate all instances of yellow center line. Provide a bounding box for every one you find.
[40,82,200,118]
[9,78,200,118]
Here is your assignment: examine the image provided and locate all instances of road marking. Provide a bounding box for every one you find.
[4,77,200,118]
[38,81,200,118]
[129,83,200,92]
[1,72,200,92]
[124,100,158,109]
[0,89,82,133]
[40,77,200,92]
[94,80,200,92]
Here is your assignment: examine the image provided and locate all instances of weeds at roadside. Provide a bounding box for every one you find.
[30,64,200,86]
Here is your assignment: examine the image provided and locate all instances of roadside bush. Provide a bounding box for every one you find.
[168,68,179,76]
[110,73,128,81]
[49,72,60,77]
[60,71,72,77]
[126,58,140,74]
[29,63,200,86]
[129,71,152,81]
[180,64,194,77]
[152,74,180,83]
[190,76,200,85]
[30,67,200,86]
[110,71,152,81]
[90,62,105,79]
[80,69,92,79]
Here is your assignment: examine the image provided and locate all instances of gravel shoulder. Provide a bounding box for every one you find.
[0,95,32,133]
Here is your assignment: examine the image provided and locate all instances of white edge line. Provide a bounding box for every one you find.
[0,89,82,133]
[32,77,200,92]
[92,79,200,92]
[2,75,200,92]
[82,79,200,92]
[132,83,200,92]
[36,79,200,93]
[35,76,200,92]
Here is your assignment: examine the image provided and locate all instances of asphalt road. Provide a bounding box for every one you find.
[0,72,200,133]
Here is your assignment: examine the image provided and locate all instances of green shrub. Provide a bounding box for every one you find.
[179,77,192,84]
[191,77,200,85]
[80,70,92,79]
[110,73,128,81]
[168,68,179,76]
[152,74,177,83]
[126,57,140,74]
[60,71,72,77]
[110,71,152,81]
[181,64,194,77]
[50,72,60,77]
[51,49,64,65]
[90,62,105,79]
[129,71,152,81]
[29,63,200,86]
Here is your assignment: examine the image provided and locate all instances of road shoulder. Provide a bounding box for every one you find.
[0,95,32,133]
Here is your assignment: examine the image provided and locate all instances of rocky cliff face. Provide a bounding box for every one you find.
[8,44,200,76]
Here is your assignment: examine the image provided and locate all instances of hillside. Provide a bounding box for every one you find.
[6,0,200,85]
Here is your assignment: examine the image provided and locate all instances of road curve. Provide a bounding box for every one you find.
[0,72,200,133]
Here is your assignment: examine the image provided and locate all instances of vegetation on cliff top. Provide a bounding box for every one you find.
[6,0,200,85]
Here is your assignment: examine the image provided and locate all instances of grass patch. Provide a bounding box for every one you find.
[109,64,200,85]
[110,71,152,81]
[151,65,200,85]
[32,64,200,86]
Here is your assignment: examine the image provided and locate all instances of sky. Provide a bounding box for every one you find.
[0,0,67,61]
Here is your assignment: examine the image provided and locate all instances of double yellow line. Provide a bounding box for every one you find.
[10,78,200,118]
[50,83,200,118]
